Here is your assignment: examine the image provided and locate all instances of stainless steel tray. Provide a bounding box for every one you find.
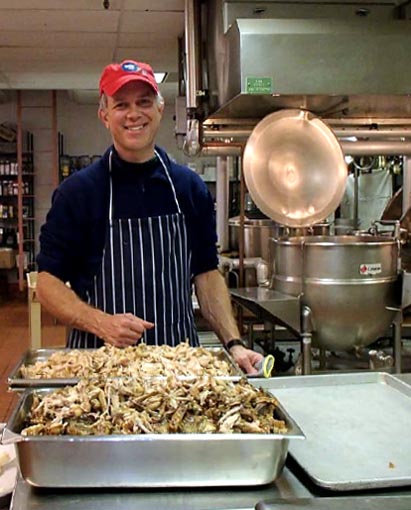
[1,383,304,488]
[8,347,243,388]
[256,372,411,491]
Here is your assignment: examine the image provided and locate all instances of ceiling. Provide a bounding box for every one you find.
[0,0,409,106]
[0,0,185,102]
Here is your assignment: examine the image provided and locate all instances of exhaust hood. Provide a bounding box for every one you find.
[204,17,411,122]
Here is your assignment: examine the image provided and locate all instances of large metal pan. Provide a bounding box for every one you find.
[243,109,347,228]
[1,385,304,488]
[7,347,244,389]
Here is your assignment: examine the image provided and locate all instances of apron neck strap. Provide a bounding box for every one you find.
[108,148,182,221]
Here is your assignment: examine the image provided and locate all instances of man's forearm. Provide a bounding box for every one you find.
[194,269,240,345]
[35,271,107,337]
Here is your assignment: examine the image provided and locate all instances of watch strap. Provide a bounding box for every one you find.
[225,338,247,351]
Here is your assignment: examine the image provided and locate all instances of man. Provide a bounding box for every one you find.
[36,59,262,374]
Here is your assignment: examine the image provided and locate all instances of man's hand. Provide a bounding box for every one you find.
[229,345,263,375]
[97,313,154,347]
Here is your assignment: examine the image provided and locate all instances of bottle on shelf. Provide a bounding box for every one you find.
[0,130,35,272]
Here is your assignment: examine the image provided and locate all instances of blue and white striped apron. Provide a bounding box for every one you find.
[68,150,199,348]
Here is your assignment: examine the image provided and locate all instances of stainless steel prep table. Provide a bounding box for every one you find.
[8,465,411,510]
[9,468,311,510]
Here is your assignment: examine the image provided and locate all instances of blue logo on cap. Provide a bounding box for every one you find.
[121,62,139,73]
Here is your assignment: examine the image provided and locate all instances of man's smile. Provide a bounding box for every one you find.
[125,124,146,132]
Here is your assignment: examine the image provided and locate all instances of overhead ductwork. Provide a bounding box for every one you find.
[181,0,411,156]
[204,9,411,122]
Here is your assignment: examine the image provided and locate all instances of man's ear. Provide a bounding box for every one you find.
[158,99,165,117]
[98,108,109,129]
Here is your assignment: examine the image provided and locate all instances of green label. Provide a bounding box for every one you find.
[246,76,273,94]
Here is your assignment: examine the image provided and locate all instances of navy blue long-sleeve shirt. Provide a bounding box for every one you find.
[37,146,218,300]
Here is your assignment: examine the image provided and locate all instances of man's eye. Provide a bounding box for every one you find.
[138,98,154,108]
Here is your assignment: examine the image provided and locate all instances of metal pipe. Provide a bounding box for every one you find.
[219,256,269,287]
[216,157,229,252]
[335,129,411,138]
[203,128,411,156]
[16,91,24,292]
[301,306,313,376]
[204,139,411,157]
[184,0,198,110]
[340,141,411,156]
[201,143,242,157]
[239,156,246,288]
[403,156,411,216]
[391,309,403,374]
[203,128,251,141]
[353,165,359,229]
[204,128,411,141]
[183,0,203,157]
[326,118,411,127]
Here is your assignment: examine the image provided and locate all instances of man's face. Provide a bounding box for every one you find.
[99,81,164,163]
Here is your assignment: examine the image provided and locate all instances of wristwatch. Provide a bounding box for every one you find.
[225,338,247,351]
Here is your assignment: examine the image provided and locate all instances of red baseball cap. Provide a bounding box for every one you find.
[99,60,159,97]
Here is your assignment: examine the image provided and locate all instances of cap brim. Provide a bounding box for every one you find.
[102,75,158,96]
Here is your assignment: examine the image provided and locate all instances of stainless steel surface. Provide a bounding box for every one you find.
[201,144,242,157]
[205,94,411,122]
[204,127,411,143]
[0,423,16,510]
[395,373,411,386]
[272,235,400,351]
[381,187,411,272]
[184,0,199,110]
[228,218,277,262]
[8,347,243,389]
[7,349,81,388]
[10,397,411,510]
[8,467,311,510]
[256,372,411,491]
[3,386,304,488]
[340,140,411,156]
[256,496,411,510]
[230,287,301,335]
[243,110,347,228]
[203,127,411,156]
[204,13,411,121]
[216,156,230,252]
[403,157,411,217]
[228,219,330,263]
[402,272,411,309]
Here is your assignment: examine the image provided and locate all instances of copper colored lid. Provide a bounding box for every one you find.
[243,109,347,228]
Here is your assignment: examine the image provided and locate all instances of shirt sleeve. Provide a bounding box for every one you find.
[36,185,87,283]
[188,178,219,277]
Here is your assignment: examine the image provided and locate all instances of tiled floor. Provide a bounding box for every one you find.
[0,294,66,423]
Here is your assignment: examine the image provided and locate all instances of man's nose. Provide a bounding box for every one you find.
[126,104,142,117]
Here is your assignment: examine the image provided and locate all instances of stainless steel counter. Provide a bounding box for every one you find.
[230,287,301,335]
[9,468,311,510]
[394,373,411,385]
[9,465,411,510]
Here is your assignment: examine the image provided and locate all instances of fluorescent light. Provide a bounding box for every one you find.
[154,72,167,84]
